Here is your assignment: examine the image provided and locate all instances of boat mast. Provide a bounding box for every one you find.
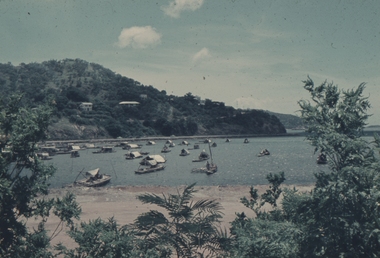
[208,141,214,165]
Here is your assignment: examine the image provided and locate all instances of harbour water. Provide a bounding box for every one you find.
[45,136,330,188]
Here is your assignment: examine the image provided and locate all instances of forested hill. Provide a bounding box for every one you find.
[0,59,291,140]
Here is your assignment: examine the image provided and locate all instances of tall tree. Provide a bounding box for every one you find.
[297,77,380,257]
[228,78,380,257]
[0,94,81,257]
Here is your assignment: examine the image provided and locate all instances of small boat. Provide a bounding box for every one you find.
[206,142,217,174]
[116,141,129,147]
[257,149,270,157]
[39,146,59,156]
[92,146,115,154]
[192,149,210,162]
[225,138,231,142]
[140,154,167,165]
[161,145,171,153]
[181,140,189,146]
[135,160,166,174]
[211,142,217,147]
[169,142,176,147]
[37,152,53,160]
[317,153,327,164]
[122,143,142,150]
[179,148,190,156]
[146,140,156,145]
[205,161,218,175]
[193,144,200,149]
[244,138,249,144]
[70,150,80,158]
[74,168,111,187]
[192,143,217,174]
[125,151,143,159]
[203,139,211,143]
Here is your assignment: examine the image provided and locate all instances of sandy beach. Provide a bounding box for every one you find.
[31,184,314,249]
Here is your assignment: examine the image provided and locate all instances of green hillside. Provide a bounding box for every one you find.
[0,59,288,140]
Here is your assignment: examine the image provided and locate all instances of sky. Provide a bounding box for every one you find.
[1,0,380,124]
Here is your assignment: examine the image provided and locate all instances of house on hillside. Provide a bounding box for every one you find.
[79,102,93,111]
[119,101,140,107]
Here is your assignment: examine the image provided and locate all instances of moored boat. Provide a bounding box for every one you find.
[161,145,171,153]
[257,149,270,157]
[317,153,327,164]
[125,151,143,159]
[92,146,115,154]
[192,142,217,174]
[140,154,167,165]
[179,148,190,156]
[70,150,80,158]
[192,149,210,162]
[135,160,165,174]
[74,168,111,187]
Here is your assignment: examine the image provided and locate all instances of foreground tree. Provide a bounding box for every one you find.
[227,78,380,257]
[0,94,81,257]
[55,217,168,258]
[133,183,225,258]
[297,77,380,257]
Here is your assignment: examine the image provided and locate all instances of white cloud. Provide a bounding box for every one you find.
[192,47,211,62]
[162,0,204,18]
[115,26,162,49]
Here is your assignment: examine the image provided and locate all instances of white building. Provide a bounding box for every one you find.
[79,102,92,111]
[119,101,140,107]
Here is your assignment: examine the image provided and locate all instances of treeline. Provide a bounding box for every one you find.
[0,59,287,139]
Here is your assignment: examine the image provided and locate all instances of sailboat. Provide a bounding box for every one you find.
[205,142,217,175]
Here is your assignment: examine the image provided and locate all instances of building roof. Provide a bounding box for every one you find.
[119,101,140,105]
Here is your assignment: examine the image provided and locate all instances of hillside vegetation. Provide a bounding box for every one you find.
[0,59,294,140]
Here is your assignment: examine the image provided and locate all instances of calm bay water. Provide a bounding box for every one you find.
[45,136,330,188]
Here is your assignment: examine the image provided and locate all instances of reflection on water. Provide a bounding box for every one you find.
[45,136,329,188]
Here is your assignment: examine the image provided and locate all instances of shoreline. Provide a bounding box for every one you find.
[41,132,306,145]
[41,183,315,249]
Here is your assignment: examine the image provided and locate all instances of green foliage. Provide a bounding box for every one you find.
[0,94,81,257]
[228,78,380,258]
[56,217,167,258]
[0,59,288,139]
[240,172,285,217]
[296,77,380,257]
[229,215,302,258]
[133,183,225,258]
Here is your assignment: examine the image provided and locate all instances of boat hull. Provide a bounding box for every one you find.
[135,165,165,174]
[75,175,111,187]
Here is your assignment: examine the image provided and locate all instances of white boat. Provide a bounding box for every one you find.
[179,149,190,156]
[74,168,111,187]
[192,149,210,162]
[135,160,165,174]
[140,154,167,165]
[192,143,217,174]
[125,151,143,159]
[122,143,142,150]
[161,145,171,153]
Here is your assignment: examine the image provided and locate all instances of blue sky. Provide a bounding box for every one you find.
[1,0,380,124]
